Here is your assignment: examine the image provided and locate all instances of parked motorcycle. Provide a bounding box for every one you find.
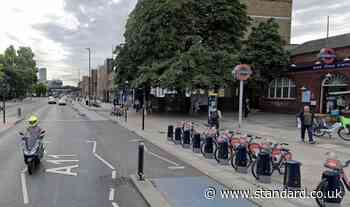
[20,130,46,174]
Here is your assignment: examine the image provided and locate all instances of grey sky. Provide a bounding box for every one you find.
[0,0,349,85]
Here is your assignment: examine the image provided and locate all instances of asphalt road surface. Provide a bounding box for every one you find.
[0,100,215,207]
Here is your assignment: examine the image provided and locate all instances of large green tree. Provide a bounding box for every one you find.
[239,19,289,108]
[0,46,37,98]
[114,0,250,92]
[33,83,48,97]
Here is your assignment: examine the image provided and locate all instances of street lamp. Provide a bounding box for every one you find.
[86,48,91,106]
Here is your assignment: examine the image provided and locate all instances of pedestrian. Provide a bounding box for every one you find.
[297,105,316,144]
[244,98,250,118]
[194,101,200,115]
[135,99,140,112]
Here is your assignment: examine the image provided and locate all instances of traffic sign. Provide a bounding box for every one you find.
[233,64,252,81]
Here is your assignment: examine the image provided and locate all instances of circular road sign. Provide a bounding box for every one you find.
[233,64,252,81]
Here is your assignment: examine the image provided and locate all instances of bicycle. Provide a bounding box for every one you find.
[251,142,292,178]
[229,134,262,170]
[214,130,234,163]
[200,127,218,156]
[315,152,350,207]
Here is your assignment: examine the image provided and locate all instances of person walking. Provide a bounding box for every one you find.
[244,98,250,118]
[298,105,316,144]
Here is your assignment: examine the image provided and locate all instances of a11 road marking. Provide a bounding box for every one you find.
[45,154,79,176]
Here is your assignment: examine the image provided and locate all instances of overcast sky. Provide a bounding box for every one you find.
[0,0,349,86]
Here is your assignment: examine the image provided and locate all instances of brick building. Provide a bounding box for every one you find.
[97,58,114,102]
[260,33,350,113]
[80,76,90,98]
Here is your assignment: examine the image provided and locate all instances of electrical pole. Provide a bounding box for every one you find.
[326,16,330,47]
[86,48,91,106]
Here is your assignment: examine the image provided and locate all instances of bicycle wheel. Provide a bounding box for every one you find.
[230,152,237,169]
[251,160,258,179]
[313,127,325,137]
[315,178,345,207]
[338,127,350,141]
[214,148,220,163]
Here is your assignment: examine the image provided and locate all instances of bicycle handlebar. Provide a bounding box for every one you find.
[344,160,350,168]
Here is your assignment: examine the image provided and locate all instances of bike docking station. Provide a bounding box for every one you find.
[167,125,174,142]
[283,160,302,191]
[255,151,272,184]
[174,127,182,145]
[192,133,201,153]
[182,130,191,149]
[203,136,214,159]
[217,142,229,165]
[235,145,249,173]
[320,171,343,207]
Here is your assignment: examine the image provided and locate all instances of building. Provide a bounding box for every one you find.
[97,58,114,102]
[91,69,98,100]
[80,76,90,98]
[38,68,47,83]
[46,79,63,89]
[243,0,292,44]
[260,33,350,113]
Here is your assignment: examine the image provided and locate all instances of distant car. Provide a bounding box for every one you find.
[58,98,67,105]
[48,97,57,104]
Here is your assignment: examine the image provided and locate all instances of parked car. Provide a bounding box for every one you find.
[58,98,67,106]
[48,96,57,104]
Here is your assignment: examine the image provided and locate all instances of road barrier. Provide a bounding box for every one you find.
[283,160,301,190]
[174,127,182,145]
[217,141,229,165]
[138,142,145,181]
[235,145,249,173]
[167,125,174,142]
[192,133,201,153]
[321,171,343,207]
[255,151,272,183]
[182,130,191,148]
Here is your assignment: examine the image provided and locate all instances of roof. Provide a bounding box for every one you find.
[291,33,350,56]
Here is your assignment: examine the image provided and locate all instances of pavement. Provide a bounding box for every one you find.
[0,99,256,207]
[86,101,350,207]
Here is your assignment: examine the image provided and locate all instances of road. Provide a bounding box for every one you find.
[0,100,256,207]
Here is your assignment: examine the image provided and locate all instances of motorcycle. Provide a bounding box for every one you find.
[20,130,46,174]
[313,116,350,141]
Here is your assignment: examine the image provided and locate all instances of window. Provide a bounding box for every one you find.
[268,78,296,99]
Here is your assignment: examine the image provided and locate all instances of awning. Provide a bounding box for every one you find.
[328,91,350,96]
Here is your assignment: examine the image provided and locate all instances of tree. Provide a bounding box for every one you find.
[115,0,250,92]
[239,19,289,108]
[33,83,48,97]
[0,46,37,98]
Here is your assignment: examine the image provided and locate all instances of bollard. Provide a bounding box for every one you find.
[124,108,128,122]
[283,160,301,190]
[138,142,145,181]
[235,145,248,173]
[174,127,182,145]
[321,171,343,207]
[182,130,191,148]
[192,133,201,153]
[167,125,174,141]
[218,141,229,165]
[203,136,214,159]
[17,107,22,118]
[256,151,272,183]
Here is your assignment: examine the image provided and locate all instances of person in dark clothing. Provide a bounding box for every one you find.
[244,98,250,118]
[298,105,316,144]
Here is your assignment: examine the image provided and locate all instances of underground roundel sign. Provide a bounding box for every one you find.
[319,48,336,64]
[233,64,252,81]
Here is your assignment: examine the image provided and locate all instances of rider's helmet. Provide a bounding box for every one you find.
[27,115,39,127]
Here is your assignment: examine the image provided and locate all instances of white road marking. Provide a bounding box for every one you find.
[46,159,79,165]
[94,153,116,170]
[128,139,143,143]
[47,154,77,159]
[112,170,117,179]
[144,145,185,170]
[112,202,120,207]
[86,140,116,170]
[109,188,115,201]
[20,168,29,204]
[46,165,79,176]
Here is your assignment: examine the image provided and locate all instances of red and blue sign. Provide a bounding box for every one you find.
[319,48,336,64]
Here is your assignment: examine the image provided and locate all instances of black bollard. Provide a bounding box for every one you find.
[167,125,174,141]
[138,142,145,181]
[192,133,201,153]
[256,151,272,183]
[174,127,182,145]
[203,136,214,159]
[17,108,22,118]
[182,130,191,148]
[321,171,343,207]
[283,160,302,190]
[235,145,248,173]
[218,142,229,165]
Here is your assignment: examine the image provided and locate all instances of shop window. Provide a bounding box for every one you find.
[268,78,296,99]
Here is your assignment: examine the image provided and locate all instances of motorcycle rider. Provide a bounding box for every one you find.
[22,115,45,157]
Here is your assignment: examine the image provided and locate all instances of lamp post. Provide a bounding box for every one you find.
[86,48,91,106]
[320,73,332,113]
